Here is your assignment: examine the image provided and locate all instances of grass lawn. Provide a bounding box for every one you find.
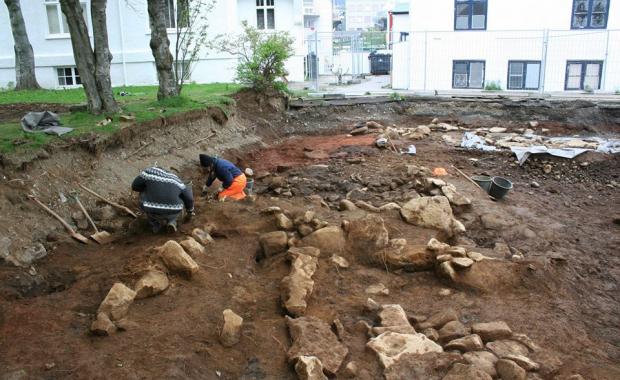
[0,83,242,154]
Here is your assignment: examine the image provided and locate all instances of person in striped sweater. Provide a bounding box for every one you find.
[131,167,194,233]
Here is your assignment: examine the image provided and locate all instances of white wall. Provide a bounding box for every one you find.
[394,0,620,92]
[0,0,306,88]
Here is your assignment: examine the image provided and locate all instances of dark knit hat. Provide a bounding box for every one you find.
[199,154,215,167]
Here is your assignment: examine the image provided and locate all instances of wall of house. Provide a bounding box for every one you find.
[394,0,620,92]
[0,0,306,89]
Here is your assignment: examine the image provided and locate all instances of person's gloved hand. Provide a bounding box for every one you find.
[186,209,196,221]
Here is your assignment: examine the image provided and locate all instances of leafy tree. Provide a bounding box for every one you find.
[147,0,178,100]
[215,22,294,92]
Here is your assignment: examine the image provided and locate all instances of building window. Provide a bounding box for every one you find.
[256,0,275,30]
[454,0,487,30]
[400,32,409,42]
[565,61,603,90]
[56,67,81,86]
[453,60,485,89]
[571,0,609,29]
[164,0,189,29]
[175,61,191,81]
[45,0,88,35]
[507,61,541,90]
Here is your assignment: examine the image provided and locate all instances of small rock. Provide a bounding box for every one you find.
[496,359,527,380]
[490,127,507,133]
[220,309,243,347]
[261,206,282,214]
[528,121,539,128]
[119,114,136,122]
[442,363,493,380]
[365,298,381,312]
[431,118,439,124]
[438,261,456,281]
[366,332,443,368]
[298,224,314,237]
[365,283,389,296]
[341,361,358,378]
[90,312,116,336]
[438,320,470,343]
[445,246,467,257]
[350,126,369,135]
[503,354,539,371]
[530,181,540,188]
[445,334,484,352]
[295,356,328,380]
[437,254,452,263]
[276,213,295,231]
[451,257,474,269]
[422,328,439,341]
[134,270,169,299]
[466,251,485,262]
[115,318,139,331]
[439,288,452,296]
[378,304,412,328]
[180,237,206,256]
[97,283,136,321]
[427,238,450,252]
[259,231,289,257]
[158,240,199,278]
[472,321,512,342]
[464,351,498,377]
[191,228,214,245]
[331,255,349,269]
[486,340,529,358]
[542,164,552,174]
[339,199,358,211]
[417,308,458,330]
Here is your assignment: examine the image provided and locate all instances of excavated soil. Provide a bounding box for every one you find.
[0,96,619,379]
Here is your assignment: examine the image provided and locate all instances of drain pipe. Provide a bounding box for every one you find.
[117,0,128,86]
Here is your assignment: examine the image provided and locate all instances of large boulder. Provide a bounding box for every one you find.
[157,240,199,278]
[438,320,470,343]
[400,196,465,236]
[383,352,464,380]
[286,316,349,375]
[366,332,443,368]
[97,282,136,321]
[134,270,169,299]
[299,226,345,256]
[442,363,493,380]
[445,334,485,352]
[294,356,328,380]
[441,185,472,207]
[382,243,436,271]
[496,359,527,380]
[281,249,319,317]
[276,213,295,231]
[259,231,289,257]
[220,309,243,347]
[486,340,529,358]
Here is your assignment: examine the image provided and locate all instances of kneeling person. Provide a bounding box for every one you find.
[131,167,194,233]
[199,154,246,201]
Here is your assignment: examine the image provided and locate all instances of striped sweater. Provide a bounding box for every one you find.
[131,167,194,214]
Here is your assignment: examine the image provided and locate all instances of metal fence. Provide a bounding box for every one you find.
[303,29,620,94]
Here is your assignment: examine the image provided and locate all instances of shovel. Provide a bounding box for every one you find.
[79,184,138,218]
[73,194,114,244]
[29,196,90,244]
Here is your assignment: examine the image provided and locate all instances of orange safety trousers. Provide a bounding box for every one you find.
[218,173,247,201]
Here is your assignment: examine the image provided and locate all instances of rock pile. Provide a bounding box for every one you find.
[427,238,490,282]
[362,303,545,380]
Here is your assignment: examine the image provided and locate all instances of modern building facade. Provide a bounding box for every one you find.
[392,0,620,93]
[0,0,331,89]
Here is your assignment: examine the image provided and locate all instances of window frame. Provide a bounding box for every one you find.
[256,0,275,30]
[163,0,190,31]
[44,0,90,38]
[564,60,603,90]
[454,0,488,31]
[571,0,610,29]
[506,60,541,90]
[452,60,486,89]
[55,67,82,87]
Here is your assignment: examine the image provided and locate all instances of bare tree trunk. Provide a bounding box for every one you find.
[4,0,41,90]
[60,0,102,113]
[91,0,120,112]
[147,0,179,99]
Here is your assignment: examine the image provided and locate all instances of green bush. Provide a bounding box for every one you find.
[216,22,294,93]
[484,81,502,91]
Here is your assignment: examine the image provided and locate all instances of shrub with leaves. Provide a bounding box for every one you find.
[484,80,503,91]
[215,21,294,92]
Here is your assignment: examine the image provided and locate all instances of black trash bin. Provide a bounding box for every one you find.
[369,50,391,75]
[305,52,318,80]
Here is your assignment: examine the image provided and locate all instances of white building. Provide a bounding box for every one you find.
[0,0,332,89]
[388,1,409,46]
[392,0,620,93]
[345,0,388,31]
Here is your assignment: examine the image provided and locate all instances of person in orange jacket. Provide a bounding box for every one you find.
[199,154,247,201]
